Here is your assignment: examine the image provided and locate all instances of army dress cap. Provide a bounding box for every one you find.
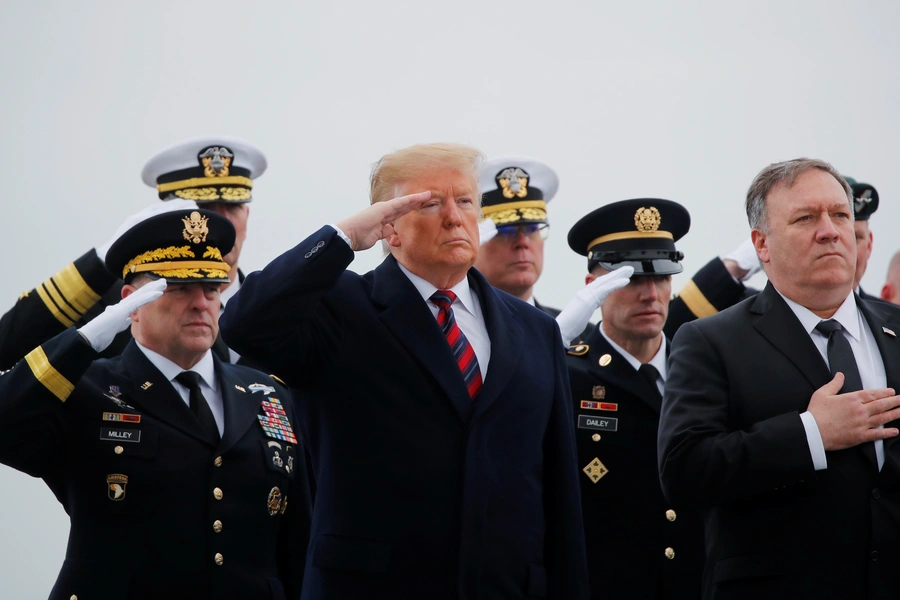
[478,156,559,226]
[141,137,267,203]
[850,180,879,221]
[568,198,690,276]
[106,209,235,284]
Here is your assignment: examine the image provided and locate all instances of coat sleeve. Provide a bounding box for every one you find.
[0,250,120,369]
[542,320,590,599]
[664,257,750,339]
[657,321,815,510]
[220,226,355,388]
[0,328,97,478]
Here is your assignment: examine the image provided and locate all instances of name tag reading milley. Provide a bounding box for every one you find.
[100,427,141,443]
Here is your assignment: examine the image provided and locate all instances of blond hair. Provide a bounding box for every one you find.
[369,143,484,205]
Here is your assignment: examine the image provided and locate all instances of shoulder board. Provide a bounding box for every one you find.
[270,373,286,385]
[567,343,590,356]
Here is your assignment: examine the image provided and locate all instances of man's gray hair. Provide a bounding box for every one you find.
[745,158,853,232]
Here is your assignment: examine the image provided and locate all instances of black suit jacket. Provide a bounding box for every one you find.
[659,283,900,599]
[568,329,703,599]
[220,226,589,600]
[0,329,310,599]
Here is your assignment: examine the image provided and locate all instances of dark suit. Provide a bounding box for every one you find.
[568,328,703,599]
[658,283,900,599]
[220,226,588,600]
[0,249,252,369]
[0,328,310,599]
[534,299,561,319]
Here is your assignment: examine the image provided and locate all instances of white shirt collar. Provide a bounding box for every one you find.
[397,263,478,318]
[598,324,668,380]
[776,289,860,342]
[219,276,241,309]
[134,341,218,391]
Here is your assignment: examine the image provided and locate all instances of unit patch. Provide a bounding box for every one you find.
[107,474,128,500]
[578,415,618,432]
[583,458,608,483]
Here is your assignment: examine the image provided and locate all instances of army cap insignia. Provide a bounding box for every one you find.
[182,211,210,244]
[634,206,662,232]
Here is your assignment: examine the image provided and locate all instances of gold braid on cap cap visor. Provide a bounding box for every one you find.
[157,176,253,194]
[122,246,230,278]
[481,200,547,224]
[587,230,673,251]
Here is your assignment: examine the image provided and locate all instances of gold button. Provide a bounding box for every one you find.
[213,487,224,500]
[114,446,124,455]
[214,552,224,566]
[71,596,78,600]
[213,520,223,533]
[665,547,675,560]
[666,509,677,522]
[591,434,601,442]
[214,456,223,467]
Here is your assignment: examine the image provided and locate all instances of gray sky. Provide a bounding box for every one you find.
[2,0,899,594]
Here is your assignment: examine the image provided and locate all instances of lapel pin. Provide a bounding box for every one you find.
[235,385,246,393]
[599,354,612,367]
[140,381,153,390]
[883,327,896,337]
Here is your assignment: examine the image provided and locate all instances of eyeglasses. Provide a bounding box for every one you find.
[495,223,550,241]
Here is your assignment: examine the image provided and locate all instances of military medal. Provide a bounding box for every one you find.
[257,397,298,444]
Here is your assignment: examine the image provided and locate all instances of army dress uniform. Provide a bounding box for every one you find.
[567,200,704,599]
[0,210,310,599]
[0,137,266,370]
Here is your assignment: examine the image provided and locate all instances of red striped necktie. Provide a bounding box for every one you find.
[430,290,483,400]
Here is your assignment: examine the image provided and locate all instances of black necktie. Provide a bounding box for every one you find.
[814,320,863,393]
[175,371,220,442]
[639,363,663,402]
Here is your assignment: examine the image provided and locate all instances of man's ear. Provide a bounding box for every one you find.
[585,273,596,286]
[386,228,401,248]
[881,283,894,302]
[751,229,769,265]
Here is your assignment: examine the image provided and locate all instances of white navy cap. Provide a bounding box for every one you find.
[478,156,559,225]
[141,136,267,204]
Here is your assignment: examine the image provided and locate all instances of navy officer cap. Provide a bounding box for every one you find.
[106,209,235,284]
[568,198,690,276]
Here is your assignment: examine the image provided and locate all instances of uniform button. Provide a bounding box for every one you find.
[316,241,325,249]
[114,446,124,455]
[666,509,677,522]
[214,456,223,467]
[70,595,78,600]
[213,520,223,533]
[871,551,879,562]
[872,488,881,499]
[591,434,601,442]
[665,547,675,560]
[214,553,224,566]
[213,487,224,500]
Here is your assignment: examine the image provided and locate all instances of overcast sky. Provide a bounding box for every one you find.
[2,0,899,595]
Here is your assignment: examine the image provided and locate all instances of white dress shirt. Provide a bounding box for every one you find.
[778,290,887,471]
[135,342,225,436]
[599,324,667,396]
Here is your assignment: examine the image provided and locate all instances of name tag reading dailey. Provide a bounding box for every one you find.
[577,415,618,432]
[100,427,141,443]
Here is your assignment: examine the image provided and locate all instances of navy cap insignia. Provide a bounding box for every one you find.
[634,207,661,232]
[497,167,530,199]
[107,474,128,501]
[199,146,233,178]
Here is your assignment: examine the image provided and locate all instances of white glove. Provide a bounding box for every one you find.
[556,266,634,345]
[78,279,167,352]
[479,219,498,245]
[722,238,761,282]
[96,199,199,263]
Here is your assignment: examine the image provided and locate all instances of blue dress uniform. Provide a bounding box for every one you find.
[0,208,310,599]
[566,199,705,599]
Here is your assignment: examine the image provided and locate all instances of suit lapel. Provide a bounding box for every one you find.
[751,283,831,399]
[216,360,263,453]
[120,341,217,446]
[470,271,522,419]
[859,297,900,476]
[372,256,473,423]
[586,328,661,415]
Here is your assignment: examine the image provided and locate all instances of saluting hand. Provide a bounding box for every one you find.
[807,373,900,451]
[78,279,167,353]
[335,191,432,251]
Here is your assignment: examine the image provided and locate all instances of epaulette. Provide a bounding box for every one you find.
[270,373,286,385]
[567,343,589,356]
